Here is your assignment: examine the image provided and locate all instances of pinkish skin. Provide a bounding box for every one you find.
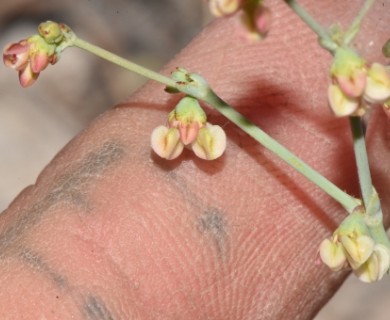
[383,105,390,119]
[335,69,367,99]
[3,40,30,71]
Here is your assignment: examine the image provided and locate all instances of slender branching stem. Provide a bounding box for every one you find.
[284,0,337,53]
[204,91,361,213]
[344,0,375,45]
[72,37,178,89]
[349,116,373,211]
[71,34,361,213]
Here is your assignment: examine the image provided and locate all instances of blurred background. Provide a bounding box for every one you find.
[0,0,389,319]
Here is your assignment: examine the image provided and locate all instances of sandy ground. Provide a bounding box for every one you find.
[1,0,389,319]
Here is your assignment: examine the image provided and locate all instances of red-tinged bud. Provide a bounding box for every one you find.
[18,64,39,87]
[29,51,50,73]
[3,40,30,71]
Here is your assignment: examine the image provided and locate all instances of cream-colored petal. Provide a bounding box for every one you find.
[208,0,241,17]
[341,234,374,268]
[328,84,360,117]
[319,238,347,271]
[355,252,379,283]
[191,123,226,160]
[151,126,184,160]
[364,63,390,103]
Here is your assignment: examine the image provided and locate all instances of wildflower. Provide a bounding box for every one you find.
[364,63,390,104]
[340,234,375,269]
[151,96,227,160]
[3,21,71,87]
[328,84,360,117]
[192,123,227,160]
[239,4,272,40]
[319,237,347,271]
[327,47,390,117]
[318,210,390,283]
[355,244,390,283]
[330,47,367,99]
[151,126,184,160]
[168,96,207,145]
[207,0,243,17]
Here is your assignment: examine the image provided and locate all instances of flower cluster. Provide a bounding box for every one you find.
[151,96,226,160]
[319,214,390,283]
[206,0,271,40]
[3,21,71,87]
[328,47,390,117]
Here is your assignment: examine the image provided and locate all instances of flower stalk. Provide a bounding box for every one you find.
[284,0,337,52]
[349,116,374,212]
[344,0,375,45]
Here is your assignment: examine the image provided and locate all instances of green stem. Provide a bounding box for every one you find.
[72,37,178,89]
[70,35,361,213]
[204,90,361,213]
[349,116,373,210]
[284,0,337,53]
[368,222,390,248]
[344,0,375,45]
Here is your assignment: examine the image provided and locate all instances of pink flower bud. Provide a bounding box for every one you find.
[330,47,367,98]
[18,63,39,88]
[178,122,201,146]
[168,96,207,145]
[3,40,30,71]
[335,68,367,98]
[253,6,272,38]
[29,51,50,73]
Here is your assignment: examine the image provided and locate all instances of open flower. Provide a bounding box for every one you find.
[355,244,390,283]
[4,35,57,87]
[168,96,207,145]
[364,63,390,104]
[3,21,70,87]
[330,47,367,98]
[328,84,361,117]
[207,0,243,17]
[192,123,227,160]
[318,211,390,283]
[151,126,184,160]
[319,236,347,271]
[151,96,226,160]
[206,0,272,41]
[340,234,375,270]
[327,47,390,117]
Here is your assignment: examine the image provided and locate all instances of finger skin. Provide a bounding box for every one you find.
[0,1,389,319]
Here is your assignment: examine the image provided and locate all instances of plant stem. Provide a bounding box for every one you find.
[205,91,361,213]
[284,0,337,53]
[71,35,361,213]
[72,37,178,89]
[349,116,373,210]
[344,0,375,45]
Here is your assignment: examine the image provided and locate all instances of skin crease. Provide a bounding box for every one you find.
[0,0,390,319]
